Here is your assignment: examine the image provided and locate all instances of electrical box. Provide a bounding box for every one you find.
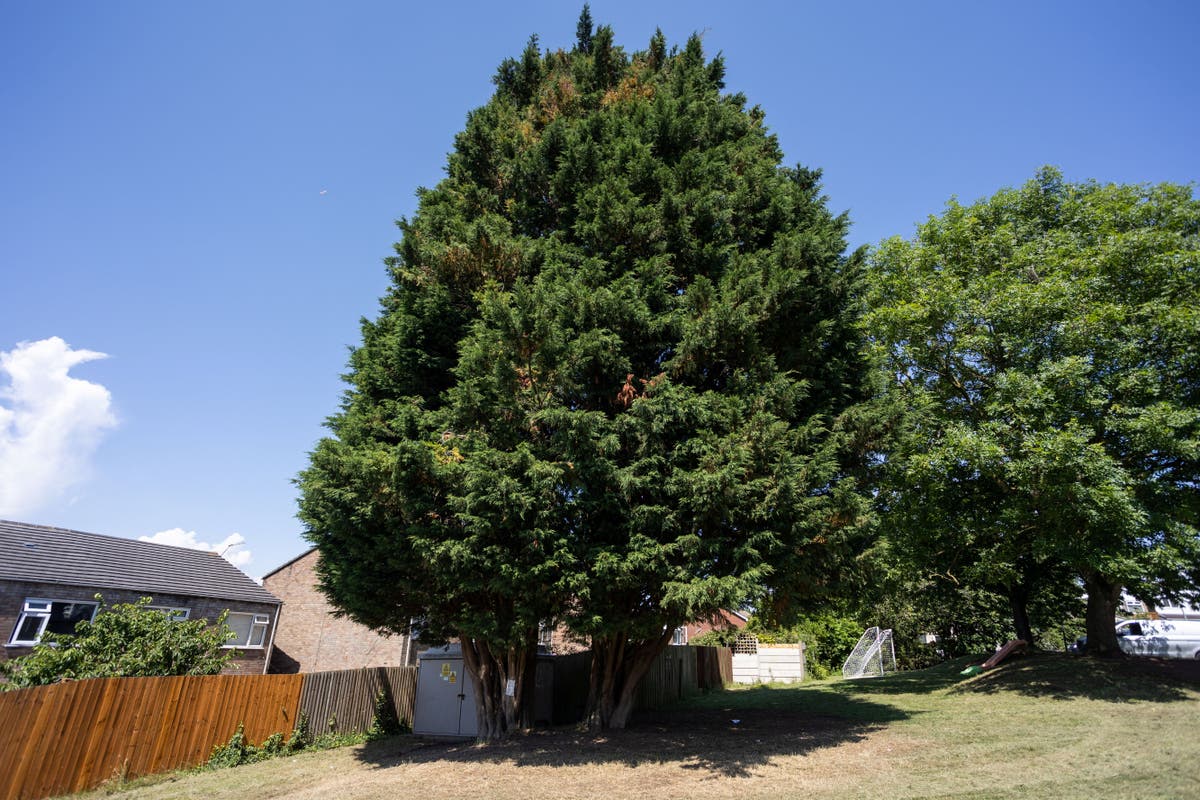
[413,644,479,737]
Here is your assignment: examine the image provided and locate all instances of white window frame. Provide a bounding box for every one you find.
[147,606,191,621]
[671,626,688,646]
[8,598,99,646]
[223,612,271,649]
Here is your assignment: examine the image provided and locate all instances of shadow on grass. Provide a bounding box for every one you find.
[952,651,1200,703]
[352,688,909,779]
[821,659,974,698]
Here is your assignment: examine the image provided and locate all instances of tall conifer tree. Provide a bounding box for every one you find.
[299,14,867,736]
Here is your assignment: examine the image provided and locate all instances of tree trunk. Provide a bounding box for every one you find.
[585,628,674,729]
[459,632,537,741]
[1007,585,1035,646]
[1082,570,1124,658]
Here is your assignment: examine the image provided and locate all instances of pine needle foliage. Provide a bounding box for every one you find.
[298,12,868,735]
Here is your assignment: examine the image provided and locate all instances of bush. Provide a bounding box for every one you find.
[0,596,234,689]
[206,723,315,769]
[691,629,740,648]
[742,613,866,678]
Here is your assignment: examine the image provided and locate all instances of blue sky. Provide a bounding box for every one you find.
[2,1,1197,577]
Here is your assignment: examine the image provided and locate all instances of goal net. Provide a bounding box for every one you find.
[842,627,897,679]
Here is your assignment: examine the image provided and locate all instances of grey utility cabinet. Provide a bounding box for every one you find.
[413,645,478,737]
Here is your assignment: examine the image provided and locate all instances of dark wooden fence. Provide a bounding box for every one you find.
[697,645,733,689]
[547,645,731,721]
[298,666,417,734]
[550,651,593,724]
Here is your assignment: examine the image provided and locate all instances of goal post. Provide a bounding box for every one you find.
[842,627,897,679]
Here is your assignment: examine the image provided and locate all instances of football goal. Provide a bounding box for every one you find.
[842,626,897,679]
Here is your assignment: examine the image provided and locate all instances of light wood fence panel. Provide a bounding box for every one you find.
[0,673,302,800]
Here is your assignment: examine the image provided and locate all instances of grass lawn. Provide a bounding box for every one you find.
[81,653,1200,800]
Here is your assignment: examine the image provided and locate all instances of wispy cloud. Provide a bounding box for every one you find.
[0,337,117,517]
[139,528,253,568]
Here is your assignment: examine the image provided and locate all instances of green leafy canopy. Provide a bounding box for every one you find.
[866,168,1200,651]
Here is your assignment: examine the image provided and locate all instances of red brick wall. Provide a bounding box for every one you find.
[540,609,747,652]
[680,609,748,643]
[544,624,589,655]
[0,579,277,675]
[262,549,414,673]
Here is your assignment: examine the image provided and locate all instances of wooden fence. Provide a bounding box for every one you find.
[0,648,725,800]
[0,673,301,800]
[298,666,417,734]
[636,645,699,709]
[697,645,733,689]
[548,645,731,720]
[0,666,418,800]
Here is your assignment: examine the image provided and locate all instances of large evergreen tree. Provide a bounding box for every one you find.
[299,13,867,737]
[866,169,1200,656]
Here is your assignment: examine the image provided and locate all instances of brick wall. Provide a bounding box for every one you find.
[544,624,589,655]
[681,608,748,643]
[262,549,414,673]
[0,579,277,674]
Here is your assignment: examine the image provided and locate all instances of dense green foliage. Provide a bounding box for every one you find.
[206,725,305,770]
[0,597,234,688]
[865,169,1200,655]
[204,704,401,773]
[743,613,864,679]
[692,613,864,678]
[298,11,867,734]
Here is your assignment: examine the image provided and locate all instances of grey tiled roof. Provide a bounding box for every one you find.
[0,520,280,606]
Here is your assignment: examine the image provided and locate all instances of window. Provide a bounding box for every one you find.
[671,626,688,646]
[537,621,555,647]
[148,606,190,621]
[8,599,98,646]
[224,612,271,648]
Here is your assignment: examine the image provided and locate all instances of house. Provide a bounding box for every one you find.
[1121,590,1200,621]
[1151,599,1200,620]
[262,545,748,666]
[0,519,281,675]
[261,548,416,673]
[537,608,749,652]
[672,608,749,645]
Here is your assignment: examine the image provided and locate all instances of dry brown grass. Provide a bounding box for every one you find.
[81,654,1200,800]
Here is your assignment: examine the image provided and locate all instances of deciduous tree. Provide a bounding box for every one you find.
[866,169,1200,656]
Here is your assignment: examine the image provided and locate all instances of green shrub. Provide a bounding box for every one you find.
[691,629,740,648]
[0,596,234,689]
[206,722,314,770]
[368,688,405,739]
[744,612,866,678]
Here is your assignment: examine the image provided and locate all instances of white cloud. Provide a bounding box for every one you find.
[0,337,117,518]
[140,528,253,568]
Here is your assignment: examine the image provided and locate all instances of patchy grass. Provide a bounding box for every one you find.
[73,653,1200,800]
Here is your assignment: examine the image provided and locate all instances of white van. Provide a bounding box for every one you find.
[1115,619,1200,659]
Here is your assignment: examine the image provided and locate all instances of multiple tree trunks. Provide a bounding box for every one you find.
[585,628,675,730]
[459,636,538,741]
